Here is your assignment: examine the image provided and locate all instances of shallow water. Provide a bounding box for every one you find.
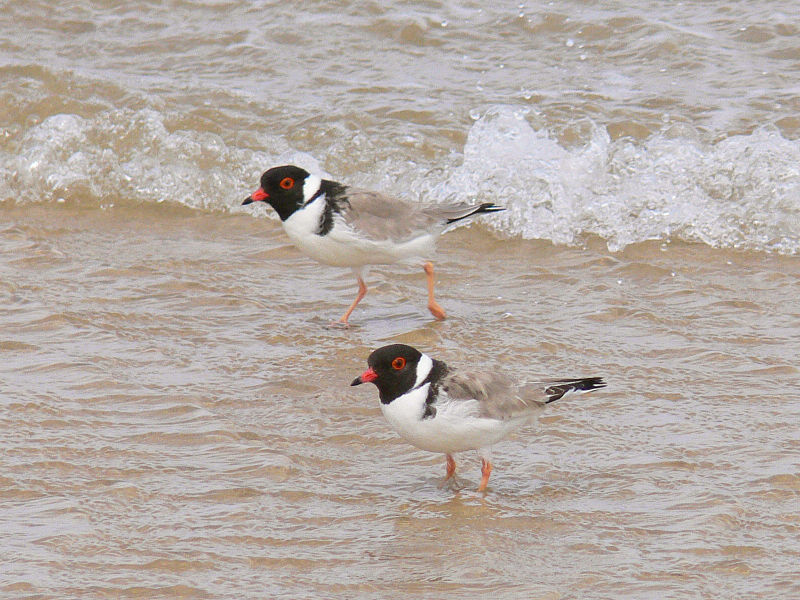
[2,1,800,598]
[2,203,798,599]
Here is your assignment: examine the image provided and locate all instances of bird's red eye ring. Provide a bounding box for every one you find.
[280,177,294,190]
[392,357,406,370]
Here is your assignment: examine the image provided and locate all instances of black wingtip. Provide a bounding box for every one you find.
[544,377,607,403]
[478,202,505,213]
[446,203,505,224]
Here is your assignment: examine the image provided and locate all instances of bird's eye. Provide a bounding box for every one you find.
[392,357,406,370]
[280,177,294,190]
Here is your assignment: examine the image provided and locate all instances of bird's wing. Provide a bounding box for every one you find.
[442,372,606,420]
[338,188,441,242]
[440,371,534,420]
[339,187,498,242]
[535,377,607,403]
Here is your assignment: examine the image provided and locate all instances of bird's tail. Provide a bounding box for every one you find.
[445,203,505,224]
[544,377,606,403]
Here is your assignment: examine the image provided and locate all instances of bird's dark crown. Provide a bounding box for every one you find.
[367,344,425,404]
[258,165,312,221]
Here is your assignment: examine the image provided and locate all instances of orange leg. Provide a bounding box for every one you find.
[477,458,493,492]
[445,454,456,480]
[337,276,367,326]
[423,262,446,320]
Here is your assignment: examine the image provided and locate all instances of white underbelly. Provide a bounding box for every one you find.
[380,389,526,454]
[283,223,437,267]
[388,414,519,454]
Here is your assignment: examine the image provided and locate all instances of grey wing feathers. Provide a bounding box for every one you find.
[340,188,441,241]
[342,187,502,241]
[444,372,607,420]
[442,371,542,420]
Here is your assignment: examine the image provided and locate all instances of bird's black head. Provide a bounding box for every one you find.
[351,343,425,404]
[242,165,314,221]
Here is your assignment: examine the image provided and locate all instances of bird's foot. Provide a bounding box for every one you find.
[327,319,357,330]
[477,459,492,492]
[427,301,447,321]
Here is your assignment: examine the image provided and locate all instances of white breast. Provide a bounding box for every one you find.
[282,196,326,243]
[380,385,527,454]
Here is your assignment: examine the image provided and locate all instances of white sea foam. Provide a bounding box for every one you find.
[0,109,320,211]
[3,106,798,255]
[435,106,800,255]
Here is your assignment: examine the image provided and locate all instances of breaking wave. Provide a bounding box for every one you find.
[430,106,800,254]
[2,106,798,255]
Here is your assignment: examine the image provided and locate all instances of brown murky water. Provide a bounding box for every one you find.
[2,203,798,598]
[2,1,800,598]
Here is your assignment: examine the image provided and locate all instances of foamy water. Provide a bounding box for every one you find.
[4,105,799,254]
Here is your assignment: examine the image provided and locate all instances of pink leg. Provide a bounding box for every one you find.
[337,276,367,326]
[423,262,446,320]
[445,454,456,480]
[477,458,493,492]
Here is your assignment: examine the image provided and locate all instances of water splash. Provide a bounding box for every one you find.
[438,106,800,254]
[3,106,798,255]
[0,109,318,210]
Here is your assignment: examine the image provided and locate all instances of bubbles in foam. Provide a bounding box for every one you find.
[0,109,317,211]
[3,105,798,256]
[434,106,800,255]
